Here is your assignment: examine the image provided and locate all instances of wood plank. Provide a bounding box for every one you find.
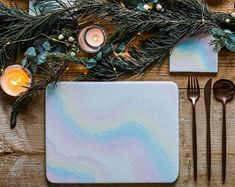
[1,0,235,186]
[1,90,235,186]
[1,0,28,9]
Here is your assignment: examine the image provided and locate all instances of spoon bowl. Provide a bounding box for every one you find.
[213,79,235,104]
[213,79,235,183]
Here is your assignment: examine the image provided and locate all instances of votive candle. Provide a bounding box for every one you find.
[78,25,107,53]
[0,65,32,97]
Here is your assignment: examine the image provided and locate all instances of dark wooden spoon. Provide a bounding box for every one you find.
[213,79,235,183]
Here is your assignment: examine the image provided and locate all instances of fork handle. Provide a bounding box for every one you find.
[192,104,197,181]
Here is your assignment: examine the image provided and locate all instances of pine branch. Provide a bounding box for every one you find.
[28,0,233,81]
[0,2,75,69]
[1,0,232,79]
[10,60,68,128]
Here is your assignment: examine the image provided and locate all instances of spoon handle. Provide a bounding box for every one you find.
[222,103,226,183]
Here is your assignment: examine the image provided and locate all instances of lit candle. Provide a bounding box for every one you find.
[0,65,32,97]
[78,25,107,53]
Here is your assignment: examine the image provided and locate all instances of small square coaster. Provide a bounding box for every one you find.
[170,35,218,73]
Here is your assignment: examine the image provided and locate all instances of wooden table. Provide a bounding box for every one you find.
[1,0,235,186]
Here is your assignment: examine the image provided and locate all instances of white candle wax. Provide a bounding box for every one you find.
[85,28,105,48]
[78,25,106,53]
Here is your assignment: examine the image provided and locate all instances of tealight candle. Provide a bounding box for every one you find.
[0,65,32,97]
[78,25,107,53]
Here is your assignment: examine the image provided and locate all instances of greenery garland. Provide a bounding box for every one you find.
[0,0,235,128]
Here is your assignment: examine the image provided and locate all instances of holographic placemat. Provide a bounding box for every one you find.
[170,35,218,73]
[45,82,179,184]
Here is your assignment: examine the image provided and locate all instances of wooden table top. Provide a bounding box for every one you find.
[1,0,235,186]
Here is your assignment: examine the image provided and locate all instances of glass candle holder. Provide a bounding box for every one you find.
[0,65,32,97]
[78,25,107,53]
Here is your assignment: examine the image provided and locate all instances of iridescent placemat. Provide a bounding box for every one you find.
[45,82,179,184]
[170,35,218,73]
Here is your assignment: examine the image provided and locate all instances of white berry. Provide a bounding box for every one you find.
[58,34,64,40]
[70,51,76,56]
[156,4,162,11]
[143,4,150,11]
[225,19,230,23]
[68,36,75,42]
[231,12,235,18]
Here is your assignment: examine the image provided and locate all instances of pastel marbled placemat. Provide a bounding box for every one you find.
[45,82,179,184]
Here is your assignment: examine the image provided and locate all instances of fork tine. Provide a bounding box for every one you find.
[196,77,200,93]
[191,76,194,93]
[188,76,190,94]
[193,76,197,93]
[190,76,193,93]
[188,76,200,94]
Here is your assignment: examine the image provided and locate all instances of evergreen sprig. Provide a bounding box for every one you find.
[31,0,234,81]
[0,0,234,128]
[10,59,69,128]
[0,2,75,69]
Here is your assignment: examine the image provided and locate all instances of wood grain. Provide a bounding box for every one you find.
[1,0,235,186]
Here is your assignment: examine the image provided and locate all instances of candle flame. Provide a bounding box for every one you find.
[92,34,101,42]
[10,77,22,86]
[10,80,19,86]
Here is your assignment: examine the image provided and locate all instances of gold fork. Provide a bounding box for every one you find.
[187,76,200,181]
